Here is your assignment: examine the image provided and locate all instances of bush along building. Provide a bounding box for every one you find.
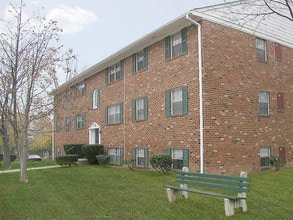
[52,1,293,174]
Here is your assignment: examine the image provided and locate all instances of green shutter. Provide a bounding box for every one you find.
[132,54,136,74]
[132,100,136,121]
[90,92,93,109]
[105,68,109,85]
[105,107,108,125]
[119,103,123,123]
[143,47,148,69]
[119,148,124,166]
[120,60,124,80]
[183,149,189,168]
[144,148,149,168]
[165,36,171,61]
[165,90,171,117]
[97,89,100,107]
[144,96,148,120]
[132,148,136,167]
[182,86,188,115]
[181,28,187,55]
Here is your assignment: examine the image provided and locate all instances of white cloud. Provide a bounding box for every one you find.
[47,5,98,34]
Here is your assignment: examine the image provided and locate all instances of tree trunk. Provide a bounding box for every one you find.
[18,143,28,183]
[3,135,11,169]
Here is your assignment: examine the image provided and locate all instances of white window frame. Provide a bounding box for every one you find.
[135,98,145,121]
[135,148,145,167]
[65,116,71,130]
[260,147,270,167]
[172,149,184,170]
[171,31,183,58]
[75,113,86,129]
[171,88,183,115]
[76,82,86,96]
[107,104,121,125]
[256,38,267,61]
[259,91,270,116]
[92,89,100,109]
[108,63,121,83]
[88,122,101,145]
[108,148,121,165]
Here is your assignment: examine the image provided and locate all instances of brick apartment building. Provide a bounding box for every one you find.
[52,2,293,174]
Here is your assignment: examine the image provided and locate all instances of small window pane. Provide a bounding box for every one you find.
[172,32,182,57]
[260,147,270,167]
[256,38,267,61]
[171,89,183,115]
[259,91,269,116]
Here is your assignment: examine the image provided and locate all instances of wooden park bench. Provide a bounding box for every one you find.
[165,168,250,217]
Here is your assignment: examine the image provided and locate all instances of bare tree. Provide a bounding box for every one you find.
[225,0,293,22]
[0,0,76,182]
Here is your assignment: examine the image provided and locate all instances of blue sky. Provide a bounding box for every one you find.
[0,0,224,84]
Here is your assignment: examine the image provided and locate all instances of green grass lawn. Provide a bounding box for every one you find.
[0,160,58,170]
[0,165,292,220]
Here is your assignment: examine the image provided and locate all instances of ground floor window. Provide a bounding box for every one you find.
[166,148,189,170]
[132,148,148,168]
[260,147,270,167]
[108,148,124,166]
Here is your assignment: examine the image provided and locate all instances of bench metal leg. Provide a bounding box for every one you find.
[224,199,247,217]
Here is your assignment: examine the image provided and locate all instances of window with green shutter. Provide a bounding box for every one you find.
[132,47,148,74]
[105,60,124,85]
[165,86,188,117]
[166,148,189,170]
[165,28,187,61]
[91,89,100,109]
[105,103,123,125]
[132,96,148,121]
[108,148,124,166]
[132,148,149,168]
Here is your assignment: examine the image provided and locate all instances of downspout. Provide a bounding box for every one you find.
[186,13,204,173]
[123,61,126,163]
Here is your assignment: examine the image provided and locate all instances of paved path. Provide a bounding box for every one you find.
[0,165,62,174]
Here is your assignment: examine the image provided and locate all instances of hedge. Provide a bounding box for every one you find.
[55,155,79,167]
[82,144,104,164]
[150,153,173,173]
[63,144,84,158]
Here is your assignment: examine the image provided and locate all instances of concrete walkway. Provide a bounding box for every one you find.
[0,165,62,174]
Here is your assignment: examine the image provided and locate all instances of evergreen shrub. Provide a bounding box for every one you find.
[82,144,104,164]
[55,155,78,167]
[63,144,84,158]
[96,155,110,165]
[150,153,173,173]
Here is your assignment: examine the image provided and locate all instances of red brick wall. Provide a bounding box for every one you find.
[54,20,293,174]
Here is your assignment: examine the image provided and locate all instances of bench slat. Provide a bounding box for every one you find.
[177,171,250,182]
[176,175,249,192]
[165,185,246,200]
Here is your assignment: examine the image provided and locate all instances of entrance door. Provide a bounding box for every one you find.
[89,122,101,144]
[279,147,286,167]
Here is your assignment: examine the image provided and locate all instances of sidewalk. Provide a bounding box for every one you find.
[0,165,61,174]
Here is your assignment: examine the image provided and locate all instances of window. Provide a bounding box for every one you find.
[166,148,189,170]
[165,28,187,61]
[65,117,72,130]
[260,147,270,167]
[91,89,100,109]
[56,119,61,132]
[274,43,282,60]
[165,86,188,117]
[132,148,148,168]
[277,92,284,111]
[66,90,72,102]
[132,97,148,121]
[259,91,270,116]
[76,82,86,96]
[108,148,124,165]
[106,103,123,125]
[132,47,148,73]
[256,38,267,61]
[106,61,124,84]
[75,113,86,129]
